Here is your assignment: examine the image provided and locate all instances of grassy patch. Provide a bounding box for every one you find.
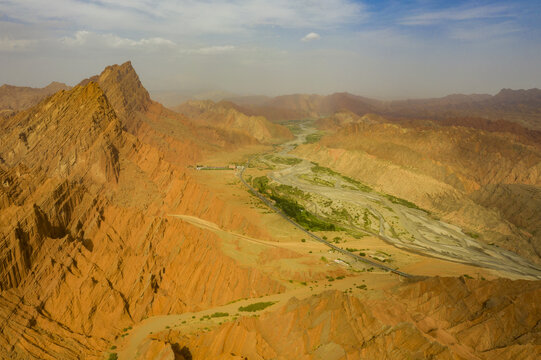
[211,312,229,318]
[252,176,270,194]
[284,123,303,135]
[465,231,480,239]
[265,155,302,166]
[238,302,276,312]
[270,193,337,231]
[384,194,428,213]
[304,132,324,144]
[249,175,337,231]
[275,184,311,200]
[312,163,371,192]
[363,210,372,230]
[299,174,335,187]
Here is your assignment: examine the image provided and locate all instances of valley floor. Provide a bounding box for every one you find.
[111,122,541,360]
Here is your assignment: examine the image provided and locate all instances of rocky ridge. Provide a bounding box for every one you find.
[0,63,289,359]
[137,276,541,359]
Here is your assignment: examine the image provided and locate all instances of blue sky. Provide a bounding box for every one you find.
[1,0,540,98]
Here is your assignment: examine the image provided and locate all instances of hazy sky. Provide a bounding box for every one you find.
[1,0,540,98]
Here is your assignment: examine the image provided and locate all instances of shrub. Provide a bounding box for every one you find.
[238,302,276,312]
[210,312,229,318]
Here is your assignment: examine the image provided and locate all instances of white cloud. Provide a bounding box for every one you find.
[61,31,175,49]
[0,0,366,34]
[60,30,237,56]
[0,37,35,51]
[401,4,511,26]
[301,32,321,41]
[186,45,236,55]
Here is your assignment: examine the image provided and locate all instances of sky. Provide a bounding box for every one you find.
[1,0,540,99]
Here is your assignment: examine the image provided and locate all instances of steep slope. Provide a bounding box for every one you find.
[0,82,70,116]
[294,120,541,265]
[0,82,123,289]
[91,62,259,164]
[175,100,293,144]
[0,64,289,360]
[138,277,541,359]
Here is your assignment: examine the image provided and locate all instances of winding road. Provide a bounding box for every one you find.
[238,166,415,278]
[239,123,541,280]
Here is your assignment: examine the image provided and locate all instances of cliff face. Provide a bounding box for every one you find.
[0,63,287,359]
[2,62,540,360]
[145,277,541,360]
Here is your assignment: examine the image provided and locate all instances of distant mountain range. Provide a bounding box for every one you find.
[226,89,541,130]
[0,81,70,116]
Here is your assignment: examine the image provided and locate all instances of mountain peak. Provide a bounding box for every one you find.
[96,61,151,121]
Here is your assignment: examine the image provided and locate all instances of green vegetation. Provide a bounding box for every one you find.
[384,194,428,213]
[270,193,337,231]
[331,208,353,223]
[321,256,328,262]
[312,163,372,192]
[211,312,229,318]
[463,274,474,279]
[238,301,276,312]
[312,164,340,177]
[200,312,229,320]
[275,184,311,200]
[110,345,117,350]
[465,231,480,239]
[342,175,372,192]
[108,354,118,360]
[298,174,335,187]
[265,155,302,166]
[249,175,337,231]
[363,210,372,229]
[252,176,270,194]
[284,123,303,135]
[304,132,324,144]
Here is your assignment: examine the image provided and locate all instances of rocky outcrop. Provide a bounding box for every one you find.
[156,277,541,360]
[0,62,288,359]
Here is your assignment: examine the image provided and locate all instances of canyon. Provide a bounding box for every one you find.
[0,62,540,360]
